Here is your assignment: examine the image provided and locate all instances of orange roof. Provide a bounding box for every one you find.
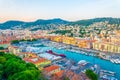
[71,74,82,80]
[20,52,36,54]
[33,58,47,64]
[44,65,60,73]
[54,70,64,78]
[0,41,10,44]
[23,58,33,63]
[23,58,47,64]
[20,52,38,57]
[66,70,74,78]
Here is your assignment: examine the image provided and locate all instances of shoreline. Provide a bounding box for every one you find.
[12,39,120,79]
[42,39,120,64]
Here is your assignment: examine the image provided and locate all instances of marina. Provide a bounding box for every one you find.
[13,39,120,80]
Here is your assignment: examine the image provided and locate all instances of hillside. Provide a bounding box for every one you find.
[71,17,120,26]
[0,17,120,30]
[0,18,69,30]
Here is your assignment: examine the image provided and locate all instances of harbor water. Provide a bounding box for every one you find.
[14,40,120,79]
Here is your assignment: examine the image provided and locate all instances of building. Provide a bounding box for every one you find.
[17,52,38,58]
[23,57,51,67]
[93,42,120,53]
[62,37,76,45]
[8,46,21,54]
[0,41,10,48]
[44,65,60,77]
[51,70,64,80]
[50,36,62,43]
[65,70,83,80]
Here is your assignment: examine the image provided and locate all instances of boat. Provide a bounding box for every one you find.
[59,54,66,57]
[108,71,115,74]
[116,59,120,64]
[78,60,88,65]
[46,50,66,57]
[101,70,115,76]
[110,59,115,63]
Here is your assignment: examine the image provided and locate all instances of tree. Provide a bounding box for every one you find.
[85,69,98,80]
[64,77,70,80]
[0,47,4,50]
[0,52,5,56]
[79,28,86,37]
[8,70,40,80]
[0,52,46,80]
[0,64,3,80]
[69,33,73,37]
[0,56,6,64]
[11,40,20,44]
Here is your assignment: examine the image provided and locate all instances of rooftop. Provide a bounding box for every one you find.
[44,65,60,73]
[54,70,64,78]
[23,57,48,64]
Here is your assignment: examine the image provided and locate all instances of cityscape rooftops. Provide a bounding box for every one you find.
[44,65,60,73]
[23,57,48,64]
[54,70,64,78]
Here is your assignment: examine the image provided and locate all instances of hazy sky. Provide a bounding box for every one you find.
[0,0,120,22]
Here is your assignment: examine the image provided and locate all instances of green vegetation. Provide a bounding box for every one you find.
[11,40,20,44]
[85,69,98,80]
[71,18,120,26]
[0,52,46,80]
[69,33,73,37]
[64,77,70,80]
[0,47,5,50]
[11,39,37,44]
[0,18,120,30]
[52,30,71,35]
[79,28,86,37]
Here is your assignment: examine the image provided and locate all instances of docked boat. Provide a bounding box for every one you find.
[59,54,66,57]
[78,60,88,65]
[46,50,66,57]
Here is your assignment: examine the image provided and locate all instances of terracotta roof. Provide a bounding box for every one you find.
[54,70,64,78]
[50,75,62,80]
[44,65,60,73]
[64,70,83,80]
[23,58,47,64]
[71,74,82,80]
[33,58,47,64]
[0,41,10,44]
[23,58,33,63]
[66,70,74,78]
[19,52,38,57]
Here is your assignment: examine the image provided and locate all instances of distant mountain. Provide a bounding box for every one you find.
[0,18,69,30]
[71,17,120,26]
[0,21,25,29]
[0,18,120,30]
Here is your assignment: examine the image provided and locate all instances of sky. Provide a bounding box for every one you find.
[0,0,120,22]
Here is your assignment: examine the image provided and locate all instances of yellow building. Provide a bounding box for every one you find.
[77,40,87,48]
[50,36,62,42]
[49,36,95,49]
[62,37,76,45]
[17,52,39,58]
[93,42,120,53]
